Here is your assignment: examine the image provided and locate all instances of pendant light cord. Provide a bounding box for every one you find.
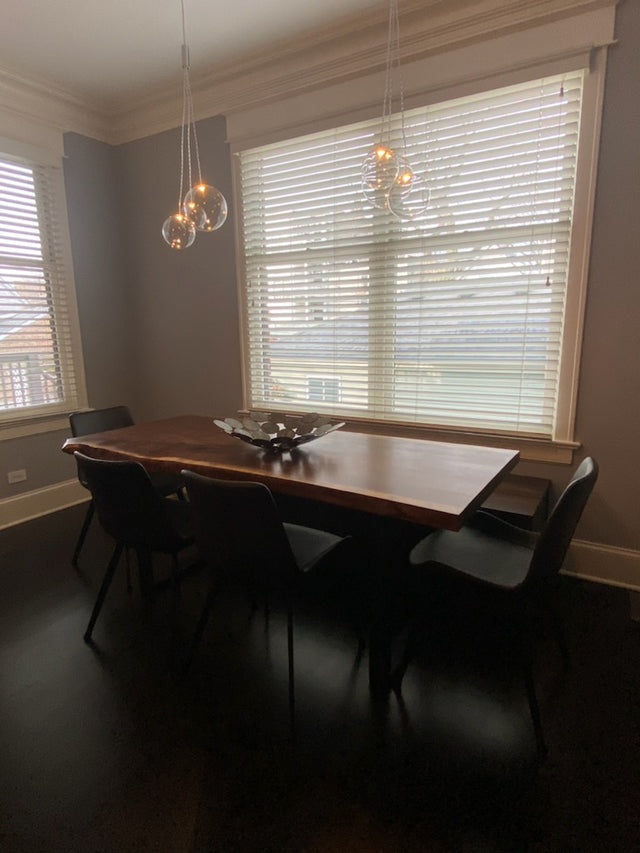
[177,0,203,211]
[381,0,394,148]
[162,0,228,246]
[381,0,407,154]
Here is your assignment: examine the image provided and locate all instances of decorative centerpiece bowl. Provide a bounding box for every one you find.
[214,412,345,454]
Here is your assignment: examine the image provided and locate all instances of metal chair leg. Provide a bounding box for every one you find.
[170,553,180,656]
[523,662,547,755]
[135,547,155,600]
[124,548,133,595]
[72,500,94,566]
[185,580,219,671]
[84,542,123,642]
[287,600,295,739]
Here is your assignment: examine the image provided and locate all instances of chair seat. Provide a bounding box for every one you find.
[409,524,533,591]
[283,522,347,573]
[74,452,195,647]
[69,406,184,567]
[180,469,359,735]
[403,457,598,755]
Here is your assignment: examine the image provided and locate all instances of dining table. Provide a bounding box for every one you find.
[63,414,519,691]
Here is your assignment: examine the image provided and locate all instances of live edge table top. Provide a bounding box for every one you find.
[63,414,519,532]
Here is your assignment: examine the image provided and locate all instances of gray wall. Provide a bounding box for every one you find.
[2,1,639,556]
[114,116,242,420]
[572,0,640,549]
[516,0,640,551]
[0,131,134,496]
[0,115,239,500]
[64,133,134,408]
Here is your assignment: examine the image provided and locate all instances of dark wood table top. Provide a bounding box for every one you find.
[63,414,519,531]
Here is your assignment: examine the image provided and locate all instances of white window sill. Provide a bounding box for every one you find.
[343,420,579,464]
[0,414,71,441]
[240,408,579,465]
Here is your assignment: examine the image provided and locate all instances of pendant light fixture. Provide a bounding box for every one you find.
[361,0,429,220]
[162,0,228,249]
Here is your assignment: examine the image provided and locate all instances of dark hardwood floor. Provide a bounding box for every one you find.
[1,503,639,852]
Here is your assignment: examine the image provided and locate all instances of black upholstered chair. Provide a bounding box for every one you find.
[180,469,355,727]
[403,457,598,754]
[69,406,184,566]
[74,452,194,646]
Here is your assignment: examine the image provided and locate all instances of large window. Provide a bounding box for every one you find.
[0,151,84,426]
[238,71,590,442]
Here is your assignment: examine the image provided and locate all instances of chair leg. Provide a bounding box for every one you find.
[512,612,547,755]
[135,548,155,600]
[84,542,123,642]
[287,601,295,738]
[72,500,94,567]
[389,620,416,696]
[184,580,219,671]
[523,660,547,756]
[170,553,180,655]
[368,614,394,698]
[124,548,133,595]
[547,602,570,666]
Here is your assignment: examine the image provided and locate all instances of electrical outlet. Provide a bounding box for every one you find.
[7,469,27,484]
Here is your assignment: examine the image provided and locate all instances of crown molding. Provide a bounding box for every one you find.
[0,0,619,147]
[0,64,111,144]
[110,0,620,144]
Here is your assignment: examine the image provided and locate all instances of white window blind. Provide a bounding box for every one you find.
[238,72,584,440]
[0,154,81,422]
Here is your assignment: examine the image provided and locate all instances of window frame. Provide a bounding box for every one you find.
[233,46,608,464]
[0,139,87,440]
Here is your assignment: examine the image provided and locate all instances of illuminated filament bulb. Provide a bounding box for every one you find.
[375,145,395,161]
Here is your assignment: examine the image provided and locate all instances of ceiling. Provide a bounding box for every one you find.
[1,0,384,113]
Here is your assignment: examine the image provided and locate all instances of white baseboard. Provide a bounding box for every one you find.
[563,539,640,592]
[2,483,639,592]
[0,479,88,530]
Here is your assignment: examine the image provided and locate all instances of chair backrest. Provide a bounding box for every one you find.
[74,451,185,553]
[70,407,135,491]
[69,405,134,438]
[527,456,598,586]
[181,469,298,589]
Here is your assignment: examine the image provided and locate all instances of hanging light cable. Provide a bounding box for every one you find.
[361,0,429,220]
[162,0,227,249]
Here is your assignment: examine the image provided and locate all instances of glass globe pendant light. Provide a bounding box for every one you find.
[361,145,400,210]
[361,0,428,221]
[162,0,228,249]
[162,212,196,249]
[184,182,227,232]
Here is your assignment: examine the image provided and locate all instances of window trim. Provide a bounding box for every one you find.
[234,405,580,464]
[232,41,611,464]
[0,138,87,439]
[553,46,608,443]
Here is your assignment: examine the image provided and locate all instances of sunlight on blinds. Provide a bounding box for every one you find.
[239,72,583,438]
[0,156,79,419]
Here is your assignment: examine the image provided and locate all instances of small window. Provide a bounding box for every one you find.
[308,376,341,404]
[0,152,84,426]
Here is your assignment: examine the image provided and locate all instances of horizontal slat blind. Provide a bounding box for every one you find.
[0,155,80,420]
[238,72,583,438]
